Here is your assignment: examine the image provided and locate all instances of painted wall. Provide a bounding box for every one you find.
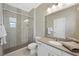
[35,3,49,37]
[28,9,34,42]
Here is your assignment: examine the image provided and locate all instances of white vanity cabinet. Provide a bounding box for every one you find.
[36,41,72,56]
[37,41,49,56]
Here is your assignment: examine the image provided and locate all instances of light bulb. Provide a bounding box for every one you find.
[52,5,56,9]
[47,7,51,13]
[24,19,29,23]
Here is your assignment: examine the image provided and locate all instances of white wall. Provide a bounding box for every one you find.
[35,4,48,37]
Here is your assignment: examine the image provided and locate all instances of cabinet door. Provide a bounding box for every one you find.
[48,45,72,56]
[37,42,49,56]
[48,46,61,56]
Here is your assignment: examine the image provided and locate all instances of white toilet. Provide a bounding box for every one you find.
[27,36,41,56]
[27,43,37,56]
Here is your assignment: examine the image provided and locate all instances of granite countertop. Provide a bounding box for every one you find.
[37,37,79,56]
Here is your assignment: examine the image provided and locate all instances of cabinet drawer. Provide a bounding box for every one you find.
[49,47,62,56]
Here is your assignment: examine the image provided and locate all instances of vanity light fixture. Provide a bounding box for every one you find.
[47,3,77,15]
[47,3,64,13]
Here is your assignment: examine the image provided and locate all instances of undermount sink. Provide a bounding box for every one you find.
[48,41,62,46]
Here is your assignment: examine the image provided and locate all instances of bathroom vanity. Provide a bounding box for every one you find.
[36,37,79,56]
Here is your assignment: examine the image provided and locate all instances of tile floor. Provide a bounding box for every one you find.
[4,47,30,56]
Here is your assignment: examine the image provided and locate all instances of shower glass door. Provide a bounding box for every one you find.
[3,10,29,54]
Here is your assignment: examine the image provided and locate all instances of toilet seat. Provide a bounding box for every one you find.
[28,43,37,49]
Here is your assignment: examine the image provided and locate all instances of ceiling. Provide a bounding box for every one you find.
[7,3,41,12]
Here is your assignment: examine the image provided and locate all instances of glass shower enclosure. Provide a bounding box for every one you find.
[2,4,33,54]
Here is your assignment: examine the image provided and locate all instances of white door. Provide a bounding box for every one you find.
[53,17,66,39]
[3,10,17,50]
